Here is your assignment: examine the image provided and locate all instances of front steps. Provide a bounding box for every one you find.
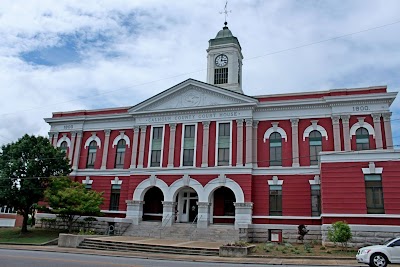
[123,222,239,243]
[77,238,219,256]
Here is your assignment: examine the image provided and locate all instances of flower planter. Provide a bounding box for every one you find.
[219,245,255,257]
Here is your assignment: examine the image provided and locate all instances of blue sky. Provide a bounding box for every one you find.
[0,0,399,148]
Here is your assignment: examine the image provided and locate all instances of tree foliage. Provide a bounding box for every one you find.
[0,134,71,233]
[327,221,352,248]
[44,177,104,233]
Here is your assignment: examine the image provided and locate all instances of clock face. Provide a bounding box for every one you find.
[215,54,228,67]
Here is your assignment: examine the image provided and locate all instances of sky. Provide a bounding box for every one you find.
[0,0,399,148]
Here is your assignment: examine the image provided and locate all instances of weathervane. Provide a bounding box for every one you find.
[219,0,231,26]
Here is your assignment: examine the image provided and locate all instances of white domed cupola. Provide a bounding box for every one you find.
[207,22,244,94]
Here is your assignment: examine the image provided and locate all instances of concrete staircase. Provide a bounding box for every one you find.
[123,222,239,243]
[77,238,219,256]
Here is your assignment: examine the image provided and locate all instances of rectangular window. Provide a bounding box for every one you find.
[311,185,321,216]
[182,125,195,166]
[214,68,228,84]
[150,127,163,167]
[309,144,321,165]
[109,184,121,211]
[269,185,282,216]
[365,174,384,214]
[85,184,92,190]
[270,142,282,166]
[217,123,230,166]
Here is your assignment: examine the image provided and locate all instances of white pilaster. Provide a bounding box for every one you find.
[382,112,393,149]
[101,129,111,169]
[201,121,210,167]
[137,126,147,168]
[168,123,176,168]
[236,119,244,166]
[290,118,299,167]
[332,116,341,151]
[341,115,351,151]
[52,132,59,147]
[130,126,140,168]
[197,202,210,229]
[252,120,259,168]
[372,114,383,150]
[245,118,253,167]
[234,202,253,229]
[72,131,83,170]
[162,201,176,227]
[126,200,144,225]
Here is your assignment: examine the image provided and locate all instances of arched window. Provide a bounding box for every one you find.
[115,139,126,168]
[87,140,97,168]
[309,130,322,165]
[269,132,282,166]
[60,141,68,155]
[356,127,370,150]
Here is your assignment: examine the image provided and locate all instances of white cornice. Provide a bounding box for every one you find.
[253,166,319,175]
[71,166,254,176]
[320,149,400,163]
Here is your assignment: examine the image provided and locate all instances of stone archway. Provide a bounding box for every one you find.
[142,187,164,221]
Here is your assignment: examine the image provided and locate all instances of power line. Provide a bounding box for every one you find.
[1,19,399,117]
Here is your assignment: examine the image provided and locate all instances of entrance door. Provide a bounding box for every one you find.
[189,199,198,222]
[177,188,198,223]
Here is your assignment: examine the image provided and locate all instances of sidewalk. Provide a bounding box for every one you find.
[0,243,361,266]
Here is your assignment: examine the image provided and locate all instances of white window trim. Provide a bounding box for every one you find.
[263,125,288,142]
[350,120,375,138]
[111,177,122,185]
[112,132,131,148]
[268,175,284,186]
[147,125,165,168]
[303,123,328,141]
[82,176,93,185]
[84,133,102,149]
[180,123,198,167]
[215,121,232,167]
[362,162,383,174]
[56,134,71,148]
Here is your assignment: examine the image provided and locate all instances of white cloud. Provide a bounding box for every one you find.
[0,0,399,147]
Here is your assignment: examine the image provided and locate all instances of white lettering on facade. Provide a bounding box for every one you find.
[141,111,242,124]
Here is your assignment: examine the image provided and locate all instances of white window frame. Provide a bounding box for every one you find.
[215,121,232,167]
[147,125,165,168]
[180,123,198,167]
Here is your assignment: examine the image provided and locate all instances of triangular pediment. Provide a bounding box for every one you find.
[129,79,257,114]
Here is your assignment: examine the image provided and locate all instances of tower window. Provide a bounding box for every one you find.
[356,127,370,150]
[214,68,228,84]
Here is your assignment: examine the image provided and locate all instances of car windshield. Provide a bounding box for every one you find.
[383,238,396,245]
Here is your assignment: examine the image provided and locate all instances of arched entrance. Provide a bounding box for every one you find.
[211,187,236,224]
[175,187,198,223]
[143,187,164,221]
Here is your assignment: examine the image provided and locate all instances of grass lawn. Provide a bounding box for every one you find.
[0,228,62,244]
[251,242,357,257]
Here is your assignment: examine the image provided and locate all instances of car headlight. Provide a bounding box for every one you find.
[359,249,371,255]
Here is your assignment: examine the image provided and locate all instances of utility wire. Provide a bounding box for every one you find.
[0,19,399,117]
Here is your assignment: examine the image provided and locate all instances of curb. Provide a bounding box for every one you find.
[0,244,360,266]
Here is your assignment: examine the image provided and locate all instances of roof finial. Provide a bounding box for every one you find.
[219,0,231,28]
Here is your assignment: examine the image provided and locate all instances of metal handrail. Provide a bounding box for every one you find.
[158,214,172,238]
[189,214,202,240]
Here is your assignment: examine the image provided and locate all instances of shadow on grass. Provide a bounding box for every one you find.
[0,227,65,244]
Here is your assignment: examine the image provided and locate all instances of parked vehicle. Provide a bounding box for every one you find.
[356,237,400,267]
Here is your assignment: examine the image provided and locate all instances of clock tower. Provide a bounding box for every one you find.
[207,22,243,94]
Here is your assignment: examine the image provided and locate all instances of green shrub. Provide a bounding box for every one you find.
[327,221,352,248]
[320,246,326,250]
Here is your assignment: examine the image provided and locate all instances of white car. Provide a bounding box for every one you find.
[356,237,400,267]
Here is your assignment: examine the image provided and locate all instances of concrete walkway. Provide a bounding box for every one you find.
[1,236,364,266]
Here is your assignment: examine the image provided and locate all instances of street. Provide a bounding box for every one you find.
[0,249,358,267]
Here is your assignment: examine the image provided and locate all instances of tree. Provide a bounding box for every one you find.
[327,221,352,248]
[43,177,104,233]
[0,134,71,233]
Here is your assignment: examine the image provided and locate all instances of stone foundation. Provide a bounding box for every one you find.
[248,224,322,244]
[322,224,400,247]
